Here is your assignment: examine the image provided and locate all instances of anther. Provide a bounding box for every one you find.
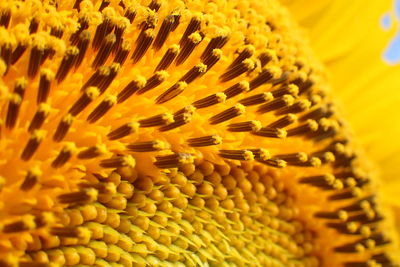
[1,40,12,72]
[300,174,337,188]
[0,9,11,28]
[53,114,74,142]
[202,48,222,71]
[329,187,363,201]
[159,112,193,131]
[267,114,297,128]
[219,150,254,161]
[179,15,202,46]
[92,12,115,50]
[28,37,46,78]
[55,46,79,83]
[87,94,117,123]
[100,155,136,168]
[21,130,46,161]
[155,45,180,72]
[226,45,255,71]
[99,0,111,11]
[69,87,100,116]
[176,32,203,65]
[192,92,226,109]
[300,105,334,121]
[252,127,287,138]
[2,215,36,233]
[70,16,89,44]
[315,210,348,221]
[37,69,54,103]
[153,15,176,51]
[209,104,245,125]
[107,122,139,140]
[78,144,107,159]
[271,84,299,98]
[73,0,83,10]
[5,94,22,129]
[188,135,222,147]
[249,66,282,90]
[50,226,87,239]
[114,40,131,65]
[248,148,271,160]
[275,99,311,115]
[137,71,169,95]
[223,81,250,99]
[154,153,194,169]
[239,92,274,106]
[257,95,294,114]
[97,63,120,94]
[50,25,64,38]
[127,140,167,152]
[132,29,154,64]
[51,142,77,168]
[258,49,276,67]
[258,158,287,168]
[58,188,98,204]
[138,113,174,127]
[201,35,229,61]
[117,76,147,103]
[290,156,321,167]
[179,63,207,84]
[219,58,255,83]
[28,103,51,132]
[287,119,318,137]
[274,152,308,164]
[124,6,137,23]
[156,81,187,104]
[74,30,91,69]
[20,167,42,191]
[92,33,116,68]
[227,120,262,132]
[81,66,110,91]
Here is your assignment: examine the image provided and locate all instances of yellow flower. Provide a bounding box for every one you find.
[0,0,398,266]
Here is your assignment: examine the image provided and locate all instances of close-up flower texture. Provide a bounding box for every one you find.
[1,0,400,266]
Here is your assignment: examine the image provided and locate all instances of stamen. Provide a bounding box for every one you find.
[275,99,311,115]
[58,188,98,204]
[92,33,116,68]
[87,94,117,123]
[154,153,194,169]
[153,15,176,51]
[131,29,154,64]
[53,114,74,142]
[29,17,39,34]
[28,37,46,78]
[219,58,255,83]
[188,135,222,147]
[2,215,36,233]
[209,104,245,125]
[314,210,348,221]
[124,6,137,23]
[223,81,250,99]
[78,144,107,159]
[73,0,83,10]
[92,12,115,50]
[201,35,229,61]
[51,142,77,168]
[287,119,318,137]
[114,39,131,65]
[248,148,271,160]
[55,46,79,83]
[258,158,287,168]
[127,140,167,152]
[50,26,64,39]
[0,9,11,28]
[137,71,169,95]
[226,45,255,71]
[258,49,276,67]
[5,94,22,129]
[239,92,274,106]
[50,226,87,238]
[227,120,262,132]
[155,44,180,72]
[74,30,91,69]
[300,105,334,121]
[173,105,196,116]
[21,130,46,161]
[257,94,294,114]
[267,114,297,128]
[176,32,203,65]
[28,103,51,133]
[290,156,322,167]
[81,66,110,91]
[37,69,54,103]
[219,150,254,161]
[11,43,28,65]
[99,0,111,11]
[159,112,193,131]
[117,76,147,103]
[97,63,120,94]
[300,174,336,187]
[1,41,12,73]
[271,84,299,98]
[179,15,202,46]
[274,152,308,164]
[70,16,89,45]
[252,127,287,138]
[179,63,207,84]
[148,0,161,11]
[202,48,222,71]
[329,187,363,201]
[192,92,226,109]
[249,66,282,90]
[100,155,136,168]
[20,167,42,191]
[156,81,187,104]
[107,122,139,140]
[138,113,174,127]
[69,87,100,116]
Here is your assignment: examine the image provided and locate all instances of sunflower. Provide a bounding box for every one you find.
[0,0,399,266]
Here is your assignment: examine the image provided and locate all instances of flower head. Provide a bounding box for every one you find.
[0,0,399,266]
